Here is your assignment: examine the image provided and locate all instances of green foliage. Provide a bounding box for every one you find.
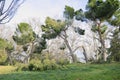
[57,59,69,66]
[0,38,7,49]
[85,0,119,21]
[75,9,86,21]
[101,25,108,34]
[43,59,59,70]
[91,24,108,34]
[15,63,28,71]
[13,22,36,45]
[28,59,43,71]
[108,9,120,26]
[18,23,31,33]
[15,58,62,71]
[108,29,120,61]
[64,5,75,20]
[42,17,65,39]
[0,50,7,65]
[84,0,119,61]
[45,17,65,32]
[91,24,98,32]
[74,27,85,35]
[0,38,13,65]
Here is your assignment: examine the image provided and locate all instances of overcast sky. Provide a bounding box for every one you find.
[9,0,88,24]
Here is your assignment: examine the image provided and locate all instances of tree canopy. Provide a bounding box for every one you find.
[85,0,119,21]
[42,17,65,39]
[13,23,36,45]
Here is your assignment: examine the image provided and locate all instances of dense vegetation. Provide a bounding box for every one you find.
[0,0,120,79]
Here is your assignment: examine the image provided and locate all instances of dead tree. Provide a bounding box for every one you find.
[0,0,25,24]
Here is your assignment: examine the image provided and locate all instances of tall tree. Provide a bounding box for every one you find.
[13,22,46,63]
[77,0,119,61]
[42,6,85,63]
[0,0,25,24]
[108,7,120,61]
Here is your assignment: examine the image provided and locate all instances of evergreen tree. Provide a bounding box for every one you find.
[109,28,120,61]
[42,6,86,63]
[13,22,46,63]
[76,0,120,61]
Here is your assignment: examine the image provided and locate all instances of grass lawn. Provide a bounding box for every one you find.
[0,63,120,80]
[0,66,17,74]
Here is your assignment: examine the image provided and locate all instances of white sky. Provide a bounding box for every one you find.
[9,0,88,24]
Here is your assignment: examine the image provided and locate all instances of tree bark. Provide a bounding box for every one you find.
[23,42,34,64]
[64,38,76,63]
[6,49,13,65]
[97,22,107,61]
[82,46,88,63]
[60,31,77,63]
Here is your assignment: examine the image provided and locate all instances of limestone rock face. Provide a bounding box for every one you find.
[44,21,111,63]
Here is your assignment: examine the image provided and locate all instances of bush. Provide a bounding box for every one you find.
[43,59,59,70]
[15,63,28,71]
[57,59,69,66]
[28,59,43,71]
[0,50,7,65]
[15,58,69,71]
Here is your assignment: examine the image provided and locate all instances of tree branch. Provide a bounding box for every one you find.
[0,0,25,24]
[73,46,82,53]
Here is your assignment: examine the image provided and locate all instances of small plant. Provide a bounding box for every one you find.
[15,63,28,71]
[0,50,7,65]
[57,59,69,66]
[28,59,43,71]
[43,59,59,70]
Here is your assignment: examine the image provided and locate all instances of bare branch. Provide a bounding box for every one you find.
[0,0,25,24]
[73,46,82,53]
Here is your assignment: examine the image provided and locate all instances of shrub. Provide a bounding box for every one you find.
[57,59,69,66]
[15,63,28,71]
[0,50,7,65]
[43,59,59,70]
[28,59,43,71]
[50,59,60,70]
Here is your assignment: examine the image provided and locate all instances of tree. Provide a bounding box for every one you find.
[0,0,25,24]
[42,6,85,63]
[77,0,119,61]
[108,7,120,61]
[108,28,120,61]
[13,22,46,63]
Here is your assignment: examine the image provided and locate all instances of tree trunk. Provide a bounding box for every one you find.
[23,42,34,64]
[64,38,76,63]
[82,46,88,63]
[59,30,77,63]
[6,49,13,65]
[97,22,107,61]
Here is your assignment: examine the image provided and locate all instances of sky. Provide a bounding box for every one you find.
[9,0,88,24]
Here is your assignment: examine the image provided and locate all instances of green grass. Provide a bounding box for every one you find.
[0,63,120,80]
